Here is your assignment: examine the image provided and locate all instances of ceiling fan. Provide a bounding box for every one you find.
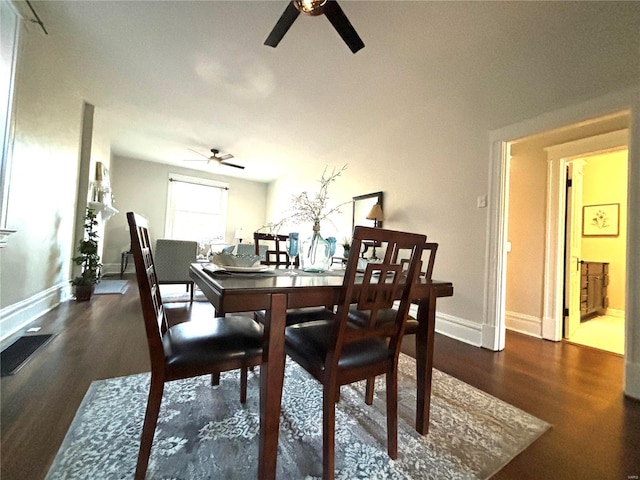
[264,0,364,54]
[184,148,245,170]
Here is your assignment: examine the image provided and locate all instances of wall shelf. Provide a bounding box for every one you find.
[88,201,119,222]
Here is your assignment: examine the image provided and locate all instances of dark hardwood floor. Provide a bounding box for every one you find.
[1,275,638,479]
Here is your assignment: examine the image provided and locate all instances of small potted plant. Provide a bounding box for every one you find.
[71,207,102,301]
[341,238,351,258]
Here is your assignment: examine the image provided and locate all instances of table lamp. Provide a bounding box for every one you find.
[234,228,244,244]
[366,203,384,259]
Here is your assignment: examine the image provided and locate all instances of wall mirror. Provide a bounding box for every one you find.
[352,191,384,251]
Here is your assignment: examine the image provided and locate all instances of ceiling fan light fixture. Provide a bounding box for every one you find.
[265,0,364,53]
[294,0,327,15]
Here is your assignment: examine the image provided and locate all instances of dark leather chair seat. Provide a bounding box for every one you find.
[285,320,388,372]
[254,306,334,326]
[348,306,419,334]
[164,316,263,370]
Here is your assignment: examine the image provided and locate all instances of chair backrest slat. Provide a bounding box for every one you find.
[398,242,438,284]
[127,212,170,366]
[330,226,426,369]
[254,232,291,266]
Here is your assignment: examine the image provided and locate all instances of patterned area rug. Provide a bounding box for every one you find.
[46,355,550,479]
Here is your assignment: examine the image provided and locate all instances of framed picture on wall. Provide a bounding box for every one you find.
[582,203,619,237]
[95,161,110,187]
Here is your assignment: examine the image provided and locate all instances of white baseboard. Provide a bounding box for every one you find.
[625,359,640,400]
[505,310,542,338]
[407,305,482,347]
[0,282,71,346]
[435,312,483,347]
[102,262,129,277]
[606,308,625,318]
[481,323,504,351]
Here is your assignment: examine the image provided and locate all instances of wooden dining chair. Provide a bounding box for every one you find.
[127,212,264,480]
[253,231,327,326]
[253,231,291,267]
[348,242,438,404]
[284,225,426,480]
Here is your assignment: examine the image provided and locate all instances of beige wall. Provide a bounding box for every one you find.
[505,143,548,320]
[0,17,82,309]
[505,117,629,332]
[581,150,628,311]
[103,156,268,274]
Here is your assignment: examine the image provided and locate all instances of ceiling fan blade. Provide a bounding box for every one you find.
[188,148,209,159]
[220,161,245,170]
[217,153,234,161]
[265,1,300,47]
[323,0,364,53]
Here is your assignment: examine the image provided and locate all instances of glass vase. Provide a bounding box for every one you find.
[299,224,331,272]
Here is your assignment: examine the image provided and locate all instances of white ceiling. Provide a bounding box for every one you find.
[29,1,640,183]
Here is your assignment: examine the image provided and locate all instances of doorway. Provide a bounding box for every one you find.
[501,115,629,354]
[563,148,628,355]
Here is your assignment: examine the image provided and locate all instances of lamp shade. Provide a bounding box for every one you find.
[366,203,384,222]
[234,228,244,240]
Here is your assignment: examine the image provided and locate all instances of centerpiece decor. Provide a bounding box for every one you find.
[71,207,102,301]
[299,221,331,272]
[278,165,348,272]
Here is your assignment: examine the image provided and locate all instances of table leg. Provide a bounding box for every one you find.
[120,252,126,278]
[415,289,437,435]
[258,293,287,480]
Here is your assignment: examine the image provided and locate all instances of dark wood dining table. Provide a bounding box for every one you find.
[189,263,453,480]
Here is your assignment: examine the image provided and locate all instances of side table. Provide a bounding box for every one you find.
[120,250,134,278]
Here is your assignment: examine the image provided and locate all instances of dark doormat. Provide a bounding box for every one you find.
[1,334,53,376]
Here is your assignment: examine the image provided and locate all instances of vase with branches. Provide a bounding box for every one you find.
[71,207,102,301]
[274,165,348,272]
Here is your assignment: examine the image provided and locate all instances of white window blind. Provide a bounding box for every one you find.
[165,174,229,244]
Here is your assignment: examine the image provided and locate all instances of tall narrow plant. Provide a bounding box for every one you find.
[72,207,102,287]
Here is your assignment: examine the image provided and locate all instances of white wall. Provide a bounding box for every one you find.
[581,150,628,312]
[103,155,268,274]
[0,18,95,342]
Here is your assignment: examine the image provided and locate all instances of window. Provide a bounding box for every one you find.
[165,174,229,246]
[1,0,21,228]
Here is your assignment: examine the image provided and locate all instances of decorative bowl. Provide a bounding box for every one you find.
[211,251,261,268]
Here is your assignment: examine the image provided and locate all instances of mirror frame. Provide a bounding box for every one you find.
[352,191,384,250]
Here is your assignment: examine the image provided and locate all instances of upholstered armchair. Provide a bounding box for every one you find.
[154,239,198,302]
[237,242,268,260]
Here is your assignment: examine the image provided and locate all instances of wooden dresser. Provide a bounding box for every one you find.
[580,261,609,320]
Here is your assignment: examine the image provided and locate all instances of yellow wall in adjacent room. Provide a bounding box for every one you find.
[581,149,628,312]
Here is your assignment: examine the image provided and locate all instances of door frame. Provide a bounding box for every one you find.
[542,131,627,341]
[483,86,637,352]
[563,160,585,340]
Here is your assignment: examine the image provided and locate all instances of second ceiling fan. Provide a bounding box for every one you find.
[264,0,364,54]
[185,148,245,170]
